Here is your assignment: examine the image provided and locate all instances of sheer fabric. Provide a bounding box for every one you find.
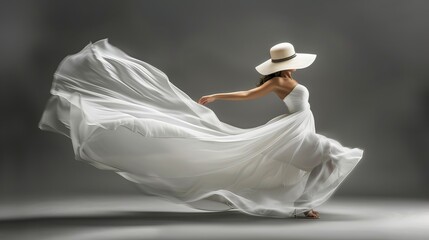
[39,39,364,218]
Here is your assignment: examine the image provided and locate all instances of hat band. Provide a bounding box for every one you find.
[271,53,297,63]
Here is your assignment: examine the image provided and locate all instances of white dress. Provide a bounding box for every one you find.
[39,39,364,218]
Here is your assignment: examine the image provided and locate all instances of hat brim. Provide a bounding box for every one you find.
[255,53,317,75]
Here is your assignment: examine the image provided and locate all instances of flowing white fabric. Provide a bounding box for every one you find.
[39,39,364,218]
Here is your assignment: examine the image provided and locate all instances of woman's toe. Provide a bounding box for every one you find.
[307,210,320,218]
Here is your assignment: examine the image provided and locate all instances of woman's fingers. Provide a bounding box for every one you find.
[198,96,213,105]
[198,97,207,105]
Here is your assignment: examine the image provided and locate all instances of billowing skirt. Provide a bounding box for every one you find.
[39,39,364,218]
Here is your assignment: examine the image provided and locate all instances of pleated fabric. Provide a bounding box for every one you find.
[39,39,364,218]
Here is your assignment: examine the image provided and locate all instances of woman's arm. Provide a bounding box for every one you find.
[198,78,278,105]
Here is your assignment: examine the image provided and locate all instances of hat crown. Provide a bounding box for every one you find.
[270,43,295,60]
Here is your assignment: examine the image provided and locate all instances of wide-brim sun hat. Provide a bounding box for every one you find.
[255,42,317,75]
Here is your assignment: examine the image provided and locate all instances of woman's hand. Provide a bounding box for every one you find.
[198,94,217,105]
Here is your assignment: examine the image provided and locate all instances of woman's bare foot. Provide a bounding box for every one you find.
[304,209,320,219]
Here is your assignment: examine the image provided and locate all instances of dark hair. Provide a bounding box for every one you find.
[256,70,292,87]
[257,71,281,87]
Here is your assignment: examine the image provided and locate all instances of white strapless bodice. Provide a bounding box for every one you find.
[283,84,310,113]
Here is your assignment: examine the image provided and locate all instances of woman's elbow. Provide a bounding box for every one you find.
[243,91,261,100]
[241,91,253,99]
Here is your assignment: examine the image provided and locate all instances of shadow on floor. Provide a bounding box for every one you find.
[0,209,371,229]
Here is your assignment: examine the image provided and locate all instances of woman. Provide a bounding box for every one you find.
[39,39,363,219]
[198,43,328,218]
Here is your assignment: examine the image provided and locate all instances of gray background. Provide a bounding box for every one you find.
[1,0,428,200]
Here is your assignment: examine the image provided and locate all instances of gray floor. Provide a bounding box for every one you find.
[1,195,428,240]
